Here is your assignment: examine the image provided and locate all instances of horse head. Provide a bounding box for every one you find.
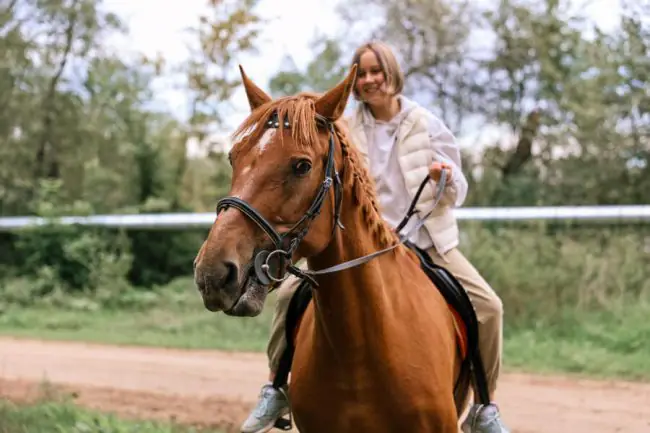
[193,64,358,317]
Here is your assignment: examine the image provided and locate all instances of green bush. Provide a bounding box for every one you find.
[126,228,206,287]
[0,223,204,298]
[1,183,648,325]
[461,221,650,325]
[0,179,206,298]
[12,224,132,292]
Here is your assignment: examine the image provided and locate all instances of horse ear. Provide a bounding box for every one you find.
[314,64,358,121]
[239,64,272,111]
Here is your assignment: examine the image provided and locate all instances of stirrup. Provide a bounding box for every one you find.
[273,417,292,430]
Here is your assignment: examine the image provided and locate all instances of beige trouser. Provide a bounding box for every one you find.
[266,247,504,399]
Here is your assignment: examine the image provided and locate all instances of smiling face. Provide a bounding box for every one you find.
[192,65,357,317]
[351,42,404,110]
[355,50,389,107]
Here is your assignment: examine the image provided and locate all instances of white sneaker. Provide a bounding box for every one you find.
[241,384,290,433]
[461,403,511,433]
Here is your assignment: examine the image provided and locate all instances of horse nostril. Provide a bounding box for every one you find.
[221,260,239,289]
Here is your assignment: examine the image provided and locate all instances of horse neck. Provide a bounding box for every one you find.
[305,178,402,352]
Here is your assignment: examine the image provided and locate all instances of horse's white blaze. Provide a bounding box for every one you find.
[258,128,275,153]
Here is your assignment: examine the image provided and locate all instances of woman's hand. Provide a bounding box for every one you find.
[428,161,452,182]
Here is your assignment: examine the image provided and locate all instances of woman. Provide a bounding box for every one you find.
[240,41,510,433]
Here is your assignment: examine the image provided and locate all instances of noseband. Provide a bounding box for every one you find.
[216,110,447,289]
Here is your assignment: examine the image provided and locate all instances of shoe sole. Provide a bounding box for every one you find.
[241,407,291,433]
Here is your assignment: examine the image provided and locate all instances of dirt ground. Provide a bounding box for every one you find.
[0,337,648,433]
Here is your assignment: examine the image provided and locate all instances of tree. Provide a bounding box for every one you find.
[179,0,265,209]
[280,0,649,207]
[184,0,264,141]
[336,0,481,134]
[269,34,348,96]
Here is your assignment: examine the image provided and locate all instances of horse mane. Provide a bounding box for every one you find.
[331,118,399,248]
[231,92,398,248]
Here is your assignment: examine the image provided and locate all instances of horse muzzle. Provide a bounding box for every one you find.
[194,257,271,317]
[194,259,242,310]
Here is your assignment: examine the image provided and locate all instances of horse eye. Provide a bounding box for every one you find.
[292,159,312,177]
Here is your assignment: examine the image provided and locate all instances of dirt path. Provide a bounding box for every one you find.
[0,337,648,433]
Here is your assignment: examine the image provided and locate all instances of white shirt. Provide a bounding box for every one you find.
[363,105,435,250]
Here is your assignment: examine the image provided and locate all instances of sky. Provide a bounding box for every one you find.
[102,0,344,130]
[101,0,622,153]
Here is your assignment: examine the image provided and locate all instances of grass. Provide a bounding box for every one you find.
[0,391,221,433]
[0,277,648,381]
[0,277,274,351]
[504,305,650,381]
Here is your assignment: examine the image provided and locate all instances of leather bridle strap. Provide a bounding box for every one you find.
[217,196,284,248]
[287,169,448,285]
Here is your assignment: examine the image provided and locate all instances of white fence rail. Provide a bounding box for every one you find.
[1,205,649,231]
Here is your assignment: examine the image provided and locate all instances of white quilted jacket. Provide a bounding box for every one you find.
[345,96,468,257]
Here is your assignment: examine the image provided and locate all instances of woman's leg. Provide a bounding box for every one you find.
[426,247,509,433]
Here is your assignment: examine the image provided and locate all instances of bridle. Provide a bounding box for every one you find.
[217,111,344,287]
[216,110,447,289]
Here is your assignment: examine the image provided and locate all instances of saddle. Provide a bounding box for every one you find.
[271,242,491,430]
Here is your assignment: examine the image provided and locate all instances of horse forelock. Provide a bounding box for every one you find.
[231,93,321,153]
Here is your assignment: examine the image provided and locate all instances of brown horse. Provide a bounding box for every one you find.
[193,65,471,432]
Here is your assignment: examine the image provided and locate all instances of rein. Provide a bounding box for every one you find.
[296,170,446,285]
[216,111,447,289]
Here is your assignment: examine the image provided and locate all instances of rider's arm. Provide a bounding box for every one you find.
[425,113,468,208]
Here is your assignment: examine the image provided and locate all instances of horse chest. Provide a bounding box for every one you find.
[289,358,457,433]
[287,282,460,432]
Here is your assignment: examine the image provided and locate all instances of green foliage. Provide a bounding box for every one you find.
[0,392,220,433]
[126,227,206,287]
[503,303,650,380]
[0,276,276,351]
[461,222,650,320]
[3,221,648,323]
[0,179,205,298]
[0,180,130,301]
[185,0,264,138]
[269,35,348,96]
[13,224,130,291]
[0,0,264,291]
[280,0,649,207]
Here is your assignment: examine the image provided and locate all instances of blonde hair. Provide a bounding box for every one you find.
[350,41,404,100]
